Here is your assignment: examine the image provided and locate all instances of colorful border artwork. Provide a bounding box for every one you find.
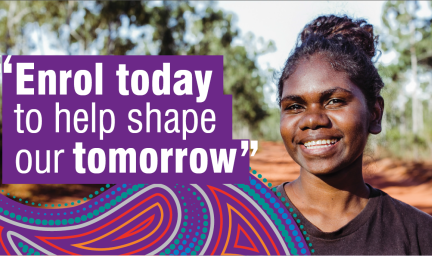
[0,170,313,255]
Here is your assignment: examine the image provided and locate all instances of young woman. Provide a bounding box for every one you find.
[276,15,432,255]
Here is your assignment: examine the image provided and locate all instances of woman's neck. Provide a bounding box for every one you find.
[284,155,370,232]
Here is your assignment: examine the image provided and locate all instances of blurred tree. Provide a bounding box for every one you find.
[380,0,432,158]
[0,0,274,135]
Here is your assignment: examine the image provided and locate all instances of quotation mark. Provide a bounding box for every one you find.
[4,55,12,73]
[241,140,258,157]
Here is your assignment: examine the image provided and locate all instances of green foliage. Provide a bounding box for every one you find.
[0,1,275,133]
[378,1,432,160]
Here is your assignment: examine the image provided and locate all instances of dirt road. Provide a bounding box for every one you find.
[250,141,432,215]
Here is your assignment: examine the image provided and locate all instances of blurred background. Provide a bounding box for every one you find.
[0,1,431,214]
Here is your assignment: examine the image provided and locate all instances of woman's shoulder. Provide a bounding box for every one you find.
[373,186,432,226]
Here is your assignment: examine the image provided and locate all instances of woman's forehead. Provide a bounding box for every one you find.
[282,57,358,98]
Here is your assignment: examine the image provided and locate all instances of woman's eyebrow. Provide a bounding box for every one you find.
[320,87,353,98]
[280,95,305,103]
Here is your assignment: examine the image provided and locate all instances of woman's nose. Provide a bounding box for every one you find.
[298,111,331,130]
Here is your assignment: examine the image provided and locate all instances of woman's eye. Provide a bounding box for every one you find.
[327,99,344,106]
[286,104,304,113]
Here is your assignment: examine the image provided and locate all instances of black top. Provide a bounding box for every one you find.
[276,182,432,255]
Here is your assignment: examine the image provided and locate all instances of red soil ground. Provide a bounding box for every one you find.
[250,141,432,215]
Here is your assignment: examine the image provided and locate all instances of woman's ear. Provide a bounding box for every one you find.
[368,96,384,134]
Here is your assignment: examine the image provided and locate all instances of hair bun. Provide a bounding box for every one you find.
[300,15,378,59]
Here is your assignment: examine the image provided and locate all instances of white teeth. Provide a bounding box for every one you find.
[304,139,339,148]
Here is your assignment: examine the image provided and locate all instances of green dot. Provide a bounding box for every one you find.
[64,203,68,206]
[170,244,175,250]
[35,219,41,225]
[200,202,204,206]
[289,208,293,212]
[285,203,290,207]
[184,209,188,213]
[181,196,184,200]
[191,251,197,255]
[106,184,111,188]
[105,203,111,210]
[193,192,196,195]
[68,218,74,224]
[203,214,208,220]
[202,227,208,233]
[100,187,105,192]
[309,243,312,247]
[10,212,15,218]
[200,234,206,239]
[202,208,207,213]
[181,228,186,233]
[164,248,171,254]
[285,236,292,243]
[127,188,133,195]
[16,215,22,221]
[174,239,179,244]
[263,178,267,182]
[116,196,122,202]
[293,213,297,218]
[203,221,208,226]
[121,192,127,199]
[87,212,94,219]
[258,198,265,205]
[197,196,201,200]
[252,170,257,174]
[183,221,188,226]
[275,219,282,225]
[288,242,295,248]
[184,215,188,220]
[71,202,74,206]
[281,197,286,202]
[48,220,54,226]
[83,197,87,201]
[42,220,47,225]
[300,225,304,229]
[81,215,88,221]
[306,237,310,241]
[75,217,81,223]
[89,194,93,198]
[95,191,99,195]
[110,200,116,206]
[272,187,277,192]
[194,245,201,251]
[291,248,297,254]
[18,242,23,248]
[58,204,61,207]
[132,185,139,191]
[282,230,288,237]
[303,231,307,235]
[3,210,9,216]
[62,219,67,225]
[312,249,315,253]
[22,244,28,253]
[35,252,41,255]
[198,240,204,246]
[23,217,28,222]
[29,218,34,224]
[28,248,34,254]
[268,183,272,187]
[258,174,262,178]
[55,220,61,226]
[263,203,269,210]
[178,234,183,239]
[183,203,187,206]
[278,224,285,231]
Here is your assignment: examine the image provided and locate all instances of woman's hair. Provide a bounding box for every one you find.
[277,15,384,109]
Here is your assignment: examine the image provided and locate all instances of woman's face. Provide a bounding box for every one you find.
[280,55,381,176]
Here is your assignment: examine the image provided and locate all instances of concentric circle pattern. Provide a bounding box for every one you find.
[0,171,312,255]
